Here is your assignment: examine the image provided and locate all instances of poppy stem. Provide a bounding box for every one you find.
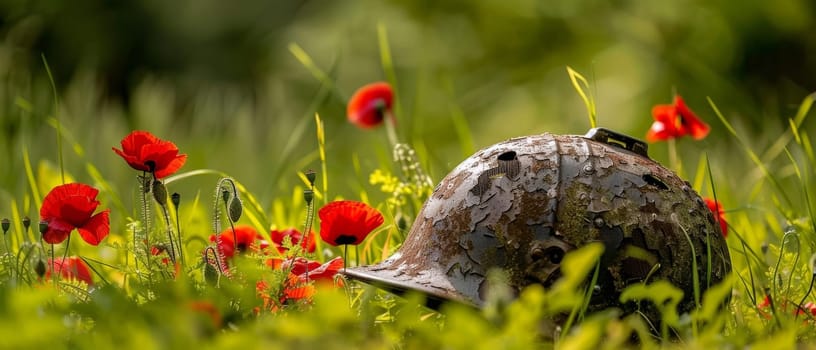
[668,138,679,174]
[57,235,71,285]
[2,231,16,284]
[220,187,238,254]
[50,243,56,285]
[139,173,153,283]
[173,194,184,270]
[160,204,177,265]
[384,111,399,149]
[343,244,348,273]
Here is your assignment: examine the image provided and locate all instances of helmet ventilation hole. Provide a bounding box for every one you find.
[497,151,517,161]
[642,174,669,190]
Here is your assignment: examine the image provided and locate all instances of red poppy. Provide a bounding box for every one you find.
[258,256,345,311]
[273,256,344,283]
[347,82,394,129]
[318,200,384,246]
[646,95,710,142]
[40,183,110,245]
[295,256,344,284]
[704,198,727,237]
[270,228,316,254]
[112,130,187,179]
[45,256,93,285]
[209,225,269,260]
[759,294,771,308]
[797,302,816,317]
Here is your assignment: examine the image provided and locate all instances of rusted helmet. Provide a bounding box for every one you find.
[344,128,731,319]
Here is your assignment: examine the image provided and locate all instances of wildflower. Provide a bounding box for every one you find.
[704,198,727,237]
[269,228,316,254]
[318,200,384,246]
[112,130,187,179]
[257,256,345,312]
[40,183,110,245]
[209,225,269,260]
[347,82,393,129]
[45,256,93,285]
[646,95,710,142]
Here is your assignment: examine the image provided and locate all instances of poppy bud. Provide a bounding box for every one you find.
[305,170,316,186]
[397,215,408,231]
[39,220,48,235]
[204,261,219,285]
[35,259,46,278]
[171,192,181,208]
[1,218,9,234]
[228,197,243,223]
[303,189,314,205]
[152,180,168,206]
[22,217,30,231]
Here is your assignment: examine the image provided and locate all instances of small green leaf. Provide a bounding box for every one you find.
[620,280,684,327]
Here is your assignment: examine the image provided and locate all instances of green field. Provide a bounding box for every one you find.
[1,1,815,348]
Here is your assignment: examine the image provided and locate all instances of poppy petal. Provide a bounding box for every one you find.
[284,284,316,300]
[347,82,394,129]
[43,218,73,244]
[270,228,316,254]
[211,225,266,260]
[646,121,670,143]
[299,256,344,283]
[113,131,186,178]
[112,147,150,172]
[40,183,100,222]
[318,200,384,246]
[47,257,94,285]
[704,198,727,237]
[674,96,710,140]
[77,210,111,245]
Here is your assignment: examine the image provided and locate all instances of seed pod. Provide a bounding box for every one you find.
[1,218,9,234]
[38,221,48,235]
[303,189,314,204]
[305,170,317,186]
[171,192,181,208]
[22,217,31,231]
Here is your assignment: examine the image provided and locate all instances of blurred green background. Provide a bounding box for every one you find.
[0,0,814,228]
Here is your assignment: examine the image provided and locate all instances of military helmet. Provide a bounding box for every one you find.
[344,128,731,317]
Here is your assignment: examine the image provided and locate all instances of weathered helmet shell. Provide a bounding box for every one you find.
[345,128,731,316]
